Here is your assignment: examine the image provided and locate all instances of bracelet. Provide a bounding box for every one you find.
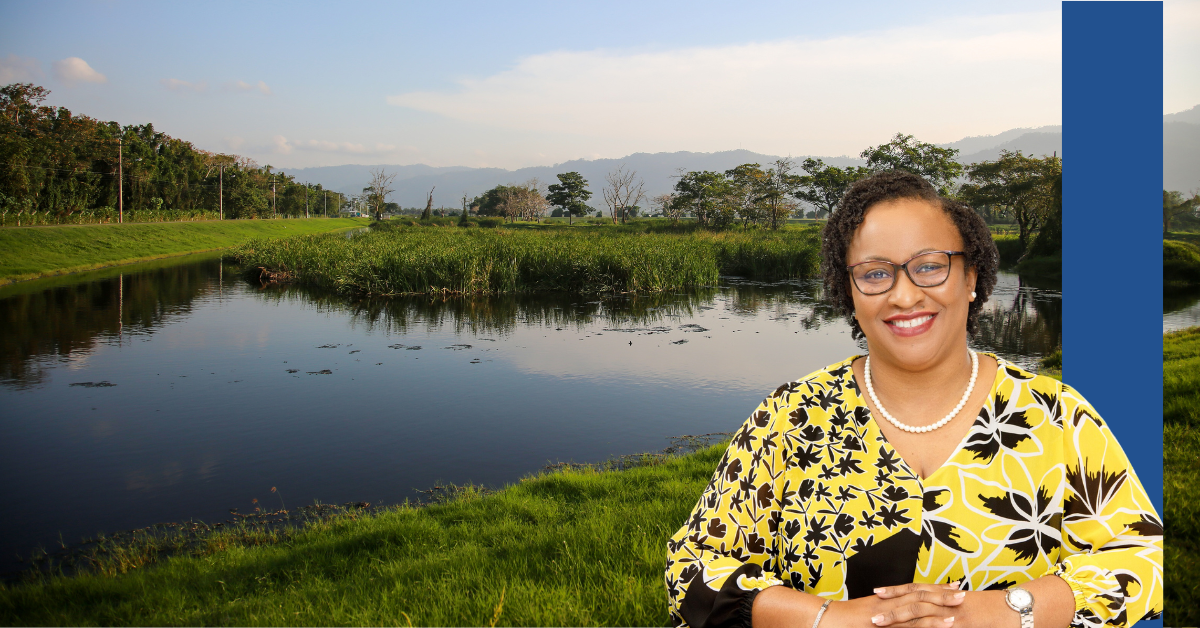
[811,599,831,628]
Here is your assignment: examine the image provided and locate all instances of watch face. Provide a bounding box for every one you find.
[1008,589,1033,609]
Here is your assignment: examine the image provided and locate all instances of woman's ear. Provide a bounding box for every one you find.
[966,265,978,301]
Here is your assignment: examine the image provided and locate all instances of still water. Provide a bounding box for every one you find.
[0,255,1060,576]
[1164,285,1200,333]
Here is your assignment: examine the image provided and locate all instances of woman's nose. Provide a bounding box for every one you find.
[887,270,924,308]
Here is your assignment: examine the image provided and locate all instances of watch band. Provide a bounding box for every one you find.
[811,599,831,628]
[1005,587,1034,628]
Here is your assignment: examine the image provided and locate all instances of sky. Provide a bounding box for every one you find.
[0,0,1195,170]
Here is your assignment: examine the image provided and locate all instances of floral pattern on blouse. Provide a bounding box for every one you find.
[664,355,1162,628]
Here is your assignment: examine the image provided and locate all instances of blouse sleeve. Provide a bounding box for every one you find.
[1044,383,1163,627]
[664,396,789,628]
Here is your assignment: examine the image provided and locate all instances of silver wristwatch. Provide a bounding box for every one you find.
[1005,587,1034,628]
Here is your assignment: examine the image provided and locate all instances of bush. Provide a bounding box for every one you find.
[1165,240,1200,286]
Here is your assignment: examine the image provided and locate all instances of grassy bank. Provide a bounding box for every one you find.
[230,223,821,295]
[1164,239,1200,287]
[0,218,370,286]
[0,442,725,625]
[1165,327,1200,624]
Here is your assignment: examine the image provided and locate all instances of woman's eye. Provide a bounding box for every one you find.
[914,263,946,275]
[862,269,892,281]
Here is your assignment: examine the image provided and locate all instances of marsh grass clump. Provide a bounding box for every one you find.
[230,224,821,296]
[1165,239,1200,286]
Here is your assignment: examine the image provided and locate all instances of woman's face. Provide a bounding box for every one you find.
[846,197,977,371]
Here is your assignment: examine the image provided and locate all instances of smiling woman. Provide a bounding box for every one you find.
[664,171,1163,628]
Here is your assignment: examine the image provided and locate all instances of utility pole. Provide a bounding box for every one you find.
[272,176,276,218]
[305,182,310,219]
[117,137,123,224]
[219,165,224,220]
[324,191,327,217]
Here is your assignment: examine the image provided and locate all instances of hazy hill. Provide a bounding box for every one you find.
[284,150,864,209]
[1165,105,1200,193]
[280,125,1091,209]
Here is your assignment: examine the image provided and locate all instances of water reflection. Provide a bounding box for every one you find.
[0,256,224,389]
[0,256,1060,578]
[1164,285,1200,333]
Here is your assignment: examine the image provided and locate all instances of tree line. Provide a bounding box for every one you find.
[0,83,346,225]
[446,132,1062,256]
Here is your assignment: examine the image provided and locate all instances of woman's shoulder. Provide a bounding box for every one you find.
[989,354,1064,394]
[767,355,861,397]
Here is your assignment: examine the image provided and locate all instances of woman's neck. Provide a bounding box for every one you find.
[864,343,977,426]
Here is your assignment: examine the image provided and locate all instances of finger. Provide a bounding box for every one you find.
[870,599,961,626]
[871,610,955,627]
[874,582,963,599]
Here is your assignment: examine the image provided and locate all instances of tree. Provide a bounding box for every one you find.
[651,193,682,224]
[471,185,516,217]
[459,192,470,225]
[794,158,869,218]
[860,133,963,195]
[672,170,726,227]
[601,165,645,224]
[366,168,397,221]
[961,151,1060,251]
[421,187,435,220]
[1164,190,1200,236]
[546,171,593,226]
[724,163,768,227]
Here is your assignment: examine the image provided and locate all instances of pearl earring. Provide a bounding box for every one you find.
[970,291,977,299]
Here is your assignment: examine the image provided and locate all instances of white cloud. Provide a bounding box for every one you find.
[161,78,207,93]
[0,54,42,84]
[387,12,1061,157]
[227,80,272,95]
[300,140,399,154]
[225,136,245,150]
[272,135,293,154]
[52,57,107,85]
[1165,0,1200,113]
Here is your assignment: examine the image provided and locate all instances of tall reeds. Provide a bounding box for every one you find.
[230,225,821,296]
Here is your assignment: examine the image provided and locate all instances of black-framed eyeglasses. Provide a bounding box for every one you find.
[846,251,965,296]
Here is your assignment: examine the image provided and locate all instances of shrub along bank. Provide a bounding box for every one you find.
[0,442,726,626]
[230,223,823,295]
[0,218,369,286]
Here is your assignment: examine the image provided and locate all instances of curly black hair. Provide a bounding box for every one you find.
[820,170,998,339]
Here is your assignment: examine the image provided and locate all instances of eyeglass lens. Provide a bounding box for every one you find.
[851,252,952,295]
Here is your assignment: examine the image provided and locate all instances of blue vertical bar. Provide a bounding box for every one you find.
[1063,2,1162,625]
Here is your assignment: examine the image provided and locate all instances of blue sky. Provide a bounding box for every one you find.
[1,0,1195,169]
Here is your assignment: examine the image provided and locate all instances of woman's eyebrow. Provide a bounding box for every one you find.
[858,248,942,262]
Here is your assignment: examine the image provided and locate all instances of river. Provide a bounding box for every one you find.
[0,254,1061,577]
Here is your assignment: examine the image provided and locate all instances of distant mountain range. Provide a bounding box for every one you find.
[1165,105,1200,194]
[280,115,1196,207]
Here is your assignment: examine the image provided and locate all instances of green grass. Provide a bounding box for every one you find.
[1164,239,1200,287]
[0,443,726,626]
[0,218,370,286]
[1165,327,1200,625]
[993,234,1023,266]
[231,223,822,295]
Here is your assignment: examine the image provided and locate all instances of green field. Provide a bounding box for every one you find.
[231,222,822,295]
[0,444,724,626]
[0,218,370,286]
[1165,327,1200,623]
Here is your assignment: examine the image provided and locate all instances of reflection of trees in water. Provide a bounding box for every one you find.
[971,278,1061,370]
[266,277,849,338]
[0,261,220,388]
[261,285,717,336]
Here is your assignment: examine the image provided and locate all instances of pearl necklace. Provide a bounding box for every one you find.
[864,349,978,434]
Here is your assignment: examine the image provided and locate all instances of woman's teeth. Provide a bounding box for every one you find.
[890,315,933,328]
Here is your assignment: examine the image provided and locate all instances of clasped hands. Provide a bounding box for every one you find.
[823,582,973,627]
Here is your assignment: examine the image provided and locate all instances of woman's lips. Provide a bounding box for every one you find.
[885,313,935,337]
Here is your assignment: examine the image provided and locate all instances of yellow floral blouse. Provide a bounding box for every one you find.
[665,355,1163,628]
